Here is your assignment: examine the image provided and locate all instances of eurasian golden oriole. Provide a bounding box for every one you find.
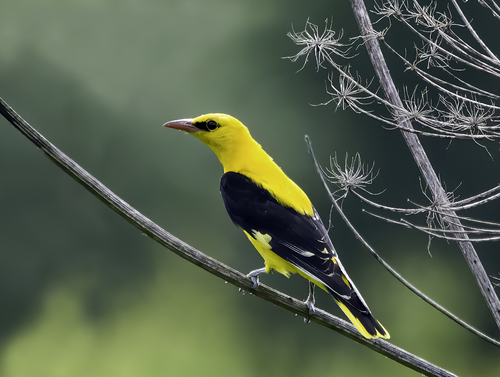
[164,113,389,339]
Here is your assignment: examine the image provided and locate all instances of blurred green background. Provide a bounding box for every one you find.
[1,0,499,376]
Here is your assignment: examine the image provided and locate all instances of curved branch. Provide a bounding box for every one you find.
[306,135,500,348]
[0,98,459,377]
[348,0,500,330]
[450,0,500,63]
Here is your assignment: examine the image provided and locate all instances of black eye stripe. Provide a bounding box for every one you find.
[194,120,220,131]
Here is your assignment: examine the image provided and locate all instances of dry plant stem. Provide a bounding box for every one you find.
[348,0,500,329]
[306,137,500,347]
[0,98,458,377]
[450,0,499,63]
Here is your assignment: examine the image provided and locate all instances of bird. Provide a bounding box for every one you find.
[164,113,389,339]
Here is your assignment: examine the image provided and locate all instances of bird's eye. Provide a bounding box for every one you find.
[206,120,218,131]
[193,120,220,131]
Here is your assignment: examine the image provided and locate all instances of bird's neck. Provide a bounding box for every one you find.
[215,137,314,216]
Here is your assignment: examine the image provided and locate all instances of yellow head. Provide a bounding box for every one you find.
[164,113,265,173]
[164,113,314,215]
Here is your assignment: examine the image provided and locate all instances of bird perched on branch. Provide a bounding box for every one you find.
[164,113,389,339]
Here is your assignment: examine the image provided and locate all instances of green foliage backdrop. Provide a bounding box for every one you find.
[0,0,499,376]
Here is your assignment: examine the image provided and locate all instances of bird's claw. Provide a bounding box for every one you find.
[304,282,316,323]
[247,267,266,289]
[304,296,316,316]
[250,276,259,289]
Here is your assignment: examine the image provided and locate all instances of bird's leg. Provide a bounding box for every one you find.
[247,267,266,288]
[304,281,316,316]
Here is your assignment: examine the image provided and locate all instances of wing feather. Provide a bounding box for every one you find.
[220,172,361,302]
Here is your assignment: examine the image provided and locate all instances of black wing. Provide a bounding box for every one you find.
[220,171,353,299]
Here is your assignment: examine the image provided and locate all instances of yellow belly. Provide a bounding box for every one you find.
[244,230,298,276]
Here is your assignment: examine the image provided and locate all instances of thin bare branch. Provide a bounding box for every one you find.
[383,40,500,111]
[450,0,500,62]
[447,184,500,208]
[476,0,500,20]
[0,98,464,376]
[348,0,500,329]
[306,135,500,347]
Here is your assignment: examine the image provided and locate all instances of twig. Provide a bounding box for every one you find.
[446,184,500,210]
[450,0,500,63]
[0,98,459,376]
[348,0,500,330]
[306,135,500,348]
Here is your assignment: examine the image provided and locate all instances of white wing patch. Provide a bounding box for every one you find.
[279,240,316,257]
[251,231,317,257]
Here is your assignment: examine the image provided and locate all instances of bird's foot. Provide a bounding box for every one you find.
[304,282,316,323]
[247,267,266,289]
[304,296,316,316]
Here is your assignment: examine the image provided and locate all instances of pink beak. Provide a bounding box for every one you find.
[163,118,199,133]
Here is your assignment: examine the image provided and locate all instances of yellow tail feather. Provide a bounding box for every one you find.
[335,299,390,339]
